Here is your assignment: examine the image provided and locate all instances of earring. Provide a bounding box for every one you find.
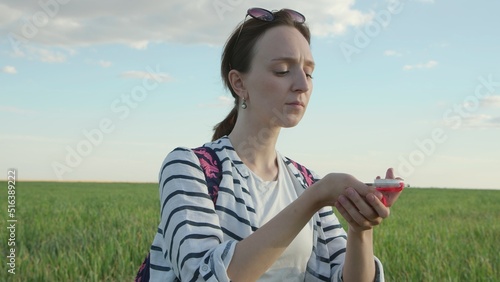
[241,98,247,109]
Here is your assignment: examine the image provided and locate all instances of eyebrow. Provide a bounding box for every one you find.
[271,57,315,68]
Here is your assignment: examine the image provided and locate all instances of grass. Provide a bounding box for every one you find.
[1,182,159,282]
[1,182,499,281]
[367,188,500,281]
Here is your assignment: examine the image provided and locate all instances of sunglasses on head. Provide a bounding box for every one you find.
[245,7,306,23]
[233,7,306,56]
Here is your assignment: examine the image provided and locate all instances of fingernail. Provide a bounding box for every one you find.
[338,195,346,204]
[347,188,355,197]
[368,194,376,202]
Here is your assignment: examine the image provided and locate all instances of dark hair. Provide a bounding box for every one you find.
[212,9,311,141]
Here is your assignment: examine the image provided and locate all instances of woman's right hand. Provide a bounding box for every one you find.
[312,173,382,208]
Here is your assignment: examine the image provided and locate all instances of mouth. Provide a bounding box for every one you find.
[286,101,305,107]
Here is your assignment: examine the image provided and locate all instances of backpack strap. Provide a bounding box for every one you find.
[286,157,316,187]
[134,146,222,282]
[193,149,315,199]
[192,146,222,205]
[193,149,314,199]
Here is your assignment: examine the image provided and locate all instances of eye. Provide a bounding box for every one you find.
[275,70,289,76]
[304,67,314,79]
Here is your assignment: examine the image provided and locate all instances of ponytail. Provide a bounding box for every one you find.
[212,106,238,141]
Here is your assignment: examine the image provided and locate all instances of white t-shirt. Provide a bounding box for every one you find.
[246,151,314,281]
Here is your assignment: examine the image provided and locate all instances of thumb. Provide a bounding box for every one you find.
[385,167,395,179]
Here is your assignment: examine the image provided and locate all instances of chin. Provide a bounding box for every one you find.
[270,109,305,128]
[280,116,303,128]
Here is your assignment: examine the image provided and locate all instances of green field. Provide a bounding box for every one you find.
[1,182,499,281]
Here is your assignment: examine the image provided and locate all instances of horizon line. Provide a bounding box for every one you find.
[3,179,500,190]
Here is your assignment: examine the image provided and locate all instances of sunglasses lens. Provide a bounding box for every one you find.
[282,9,306,23]
[247,8,274,21]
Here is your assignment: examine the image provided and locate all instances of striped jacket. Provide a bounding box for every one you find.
[149,136,384,281]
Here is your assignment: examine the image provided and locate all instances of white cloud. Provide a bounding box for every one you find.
[198,96,234,108]
[99,60,112,68]
[460,114,500,129]
[2,66,17,74]
[0,134,71,145]
[384,50,402,57]
[0,3,22,27]
[11,45,73,63]
[218,95,233,104]
[403,60,438,70]
[129,41,149,50]
[480,95,500,108]
[36,48,67,63]
[0,105,36,115]
[306,0,375,36]
[121,70,173,83]
[0,0,378,47]
[440,95,500,129]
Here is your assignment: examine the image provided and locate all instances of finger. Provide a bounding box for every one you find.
[351,181,382,198]
[345,188,378,220]
[385,167,395,179]
[367,193,391,219]
[335,199,365,231]
[337,194,372,227]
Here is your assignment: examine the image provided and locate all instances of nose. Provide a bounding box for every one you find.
[292,70,311,93]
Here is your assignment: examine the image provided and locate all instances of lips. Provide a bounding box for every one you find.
[286,101,305,107]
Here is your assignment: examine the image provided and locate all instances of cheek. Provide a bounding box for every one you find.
[254,80,283,102]
[260,77,282,92]
[248,73,274,94]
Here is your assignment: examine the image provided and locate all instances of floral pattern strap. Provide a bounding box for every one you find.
[286,157,316,187]
[192,146,222,205]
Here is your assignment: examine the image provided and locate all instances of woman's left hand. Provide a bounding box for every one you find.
[375,168,404,208]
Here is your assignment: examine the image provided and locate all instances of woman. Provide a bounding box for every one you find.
[147,7,401,281]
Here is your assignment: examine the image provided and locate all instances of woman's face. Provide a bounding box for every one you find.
[242,25,314,128]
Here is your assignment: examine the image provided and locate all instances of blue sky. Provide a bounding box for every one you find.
[1,0,499,189]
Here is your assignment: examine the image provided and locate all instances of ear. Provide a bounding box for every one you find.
[228,69,247,99]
